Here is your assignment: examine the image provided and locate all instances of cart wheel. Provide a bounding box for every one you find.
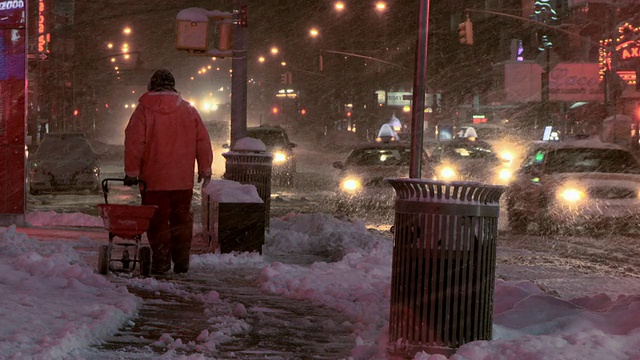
[139,246,152,276]
[97,245,110,275]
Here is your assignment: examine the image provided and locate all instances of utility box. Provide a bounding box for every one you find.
[201,180,265,254]
[176,8,209,51]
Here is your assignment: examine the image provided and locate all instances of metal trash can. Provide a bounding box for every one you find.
[385,178,505,358]
[222,150,272,227]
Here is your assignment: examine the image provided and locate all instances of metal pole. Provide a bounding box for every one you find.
[542,48,550,125]
[230,0,247,148]
[409,0,430,179]
[606,4,619,118]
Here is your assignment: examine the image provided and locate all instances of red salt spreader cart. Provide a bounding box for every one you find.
[96,178,157,276]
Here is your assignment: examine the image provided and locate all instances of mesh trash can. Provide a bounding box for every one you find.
[385,178,505,358]
[222,150,272,227]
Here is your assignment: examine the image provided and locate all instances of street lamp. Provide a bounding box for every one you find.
[334,1,345,12]
[375,1,387,13]
[123,27,132,35]
[309,27,320,38]
[270,46,279,55]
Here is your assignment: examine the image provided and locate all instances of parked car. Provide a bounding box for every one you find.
[29,133,101,195]
[505,137,640,234]
[429,137,513,185]
[332,140,433,211]
[246,126,297,186]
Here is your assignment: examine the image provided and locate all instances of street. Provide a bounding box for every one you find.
[20,140,640,358]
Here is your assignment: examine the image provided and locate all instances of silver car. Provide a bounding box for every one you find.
[505,138,640,235]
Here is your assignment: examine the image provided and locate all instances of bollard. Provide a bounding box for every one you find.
[385,178,505,358]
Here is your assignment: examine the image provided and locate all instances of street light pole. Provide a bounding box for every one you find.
[230,0,247,148]
[409,0,431,179]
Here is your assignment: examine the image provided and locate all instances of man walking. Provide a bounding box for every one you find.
[124,69,213,275]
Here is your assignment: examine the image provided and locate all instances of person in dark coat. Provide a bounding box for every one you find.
[124,69,213,274]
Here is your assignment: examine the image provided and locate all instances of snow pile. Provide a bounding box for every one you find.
[202,179,263,203]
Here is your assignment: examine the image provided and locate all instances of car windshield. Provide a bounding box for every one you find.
[436,141,498,160]
[36,136,95,161]
[544,148,640,174]
[345,148,411,166]
[247,130,287,147]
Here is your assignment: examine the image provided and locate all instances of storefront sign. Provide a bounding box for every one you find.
[549,63,603,102]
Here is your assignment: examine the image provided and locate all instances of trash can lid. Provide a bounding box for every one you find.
[202,179,264,203]
[232,137,267,153]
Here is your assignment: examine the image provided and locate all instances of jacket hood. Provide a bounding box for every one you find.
[138,91,184,114]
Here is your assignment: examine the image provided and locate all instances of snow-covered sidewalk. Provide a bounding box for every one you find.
[3,212,640,359]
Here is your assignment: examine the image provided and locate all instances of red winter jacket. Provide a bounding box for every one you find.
[124,91,213,191]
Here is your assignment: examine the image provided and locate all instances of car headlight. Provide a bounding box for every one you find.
[499,151,513,165]
[496,167,513,184]
[273,151,287,164]
[557,186,587,205]
[340,177,362,193]
[436,165,457,181]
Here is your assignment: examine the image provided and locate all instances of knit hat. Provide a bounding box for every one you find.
[148,69,176,92]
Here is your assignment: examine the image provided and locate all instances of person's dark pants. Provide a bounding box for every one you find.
[142,189,193,274]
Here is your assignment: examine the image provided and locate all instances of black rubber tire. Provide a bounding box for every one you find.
[508,209,529,234]
[139,246,152,277]
[97,245,110,275]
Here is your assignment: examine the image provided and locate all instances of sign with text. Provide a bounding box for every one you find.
[549,62,603,102]
[386,91,436,107]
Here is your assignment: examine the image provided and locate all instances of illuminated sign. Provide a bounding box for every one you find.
[0,0,24,10]
[0,0,25,25]
[620,42,640,61]
[37,0,49,54]
[599,22,640,84]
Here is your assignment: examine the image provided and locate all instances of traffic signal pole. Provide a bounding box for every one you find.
[409,0,431,179]
[230,0,247,148]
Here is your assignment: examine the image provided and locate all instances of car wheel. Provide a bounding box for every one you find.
[508,209,528,234]
[29,187,41,196]
[286,173,294,187]
[537,216,559,235]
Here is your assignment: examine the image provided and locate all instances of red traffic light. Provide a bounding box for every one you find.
[300,108,307,115]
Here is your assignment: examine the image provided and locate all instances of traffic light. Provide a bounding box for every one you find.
[458,17,473,45]
[280,72,292,85]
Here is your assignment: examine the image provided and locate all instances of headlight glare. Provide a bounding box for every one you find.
[340,178,362,193]
[497,168,512,183]
[558,187,586,204]
[438,166,457,181]
[273,151,287,164]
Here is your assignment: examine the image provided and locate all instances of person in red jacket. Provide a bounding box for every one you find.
[124,69,213,275]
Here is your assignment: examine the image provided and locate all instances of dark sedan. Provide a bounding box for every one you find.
[29,133,101,195]
[430,137,513,185]
[332,140,432,210]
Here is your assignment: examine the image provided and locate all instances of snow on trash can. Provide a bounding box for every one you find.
[385,178,505,358]
[222,137,273,228]
[201,179,265,254]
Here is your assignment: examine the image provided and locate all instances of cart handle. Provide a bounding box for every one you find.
[101,178,148,204]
